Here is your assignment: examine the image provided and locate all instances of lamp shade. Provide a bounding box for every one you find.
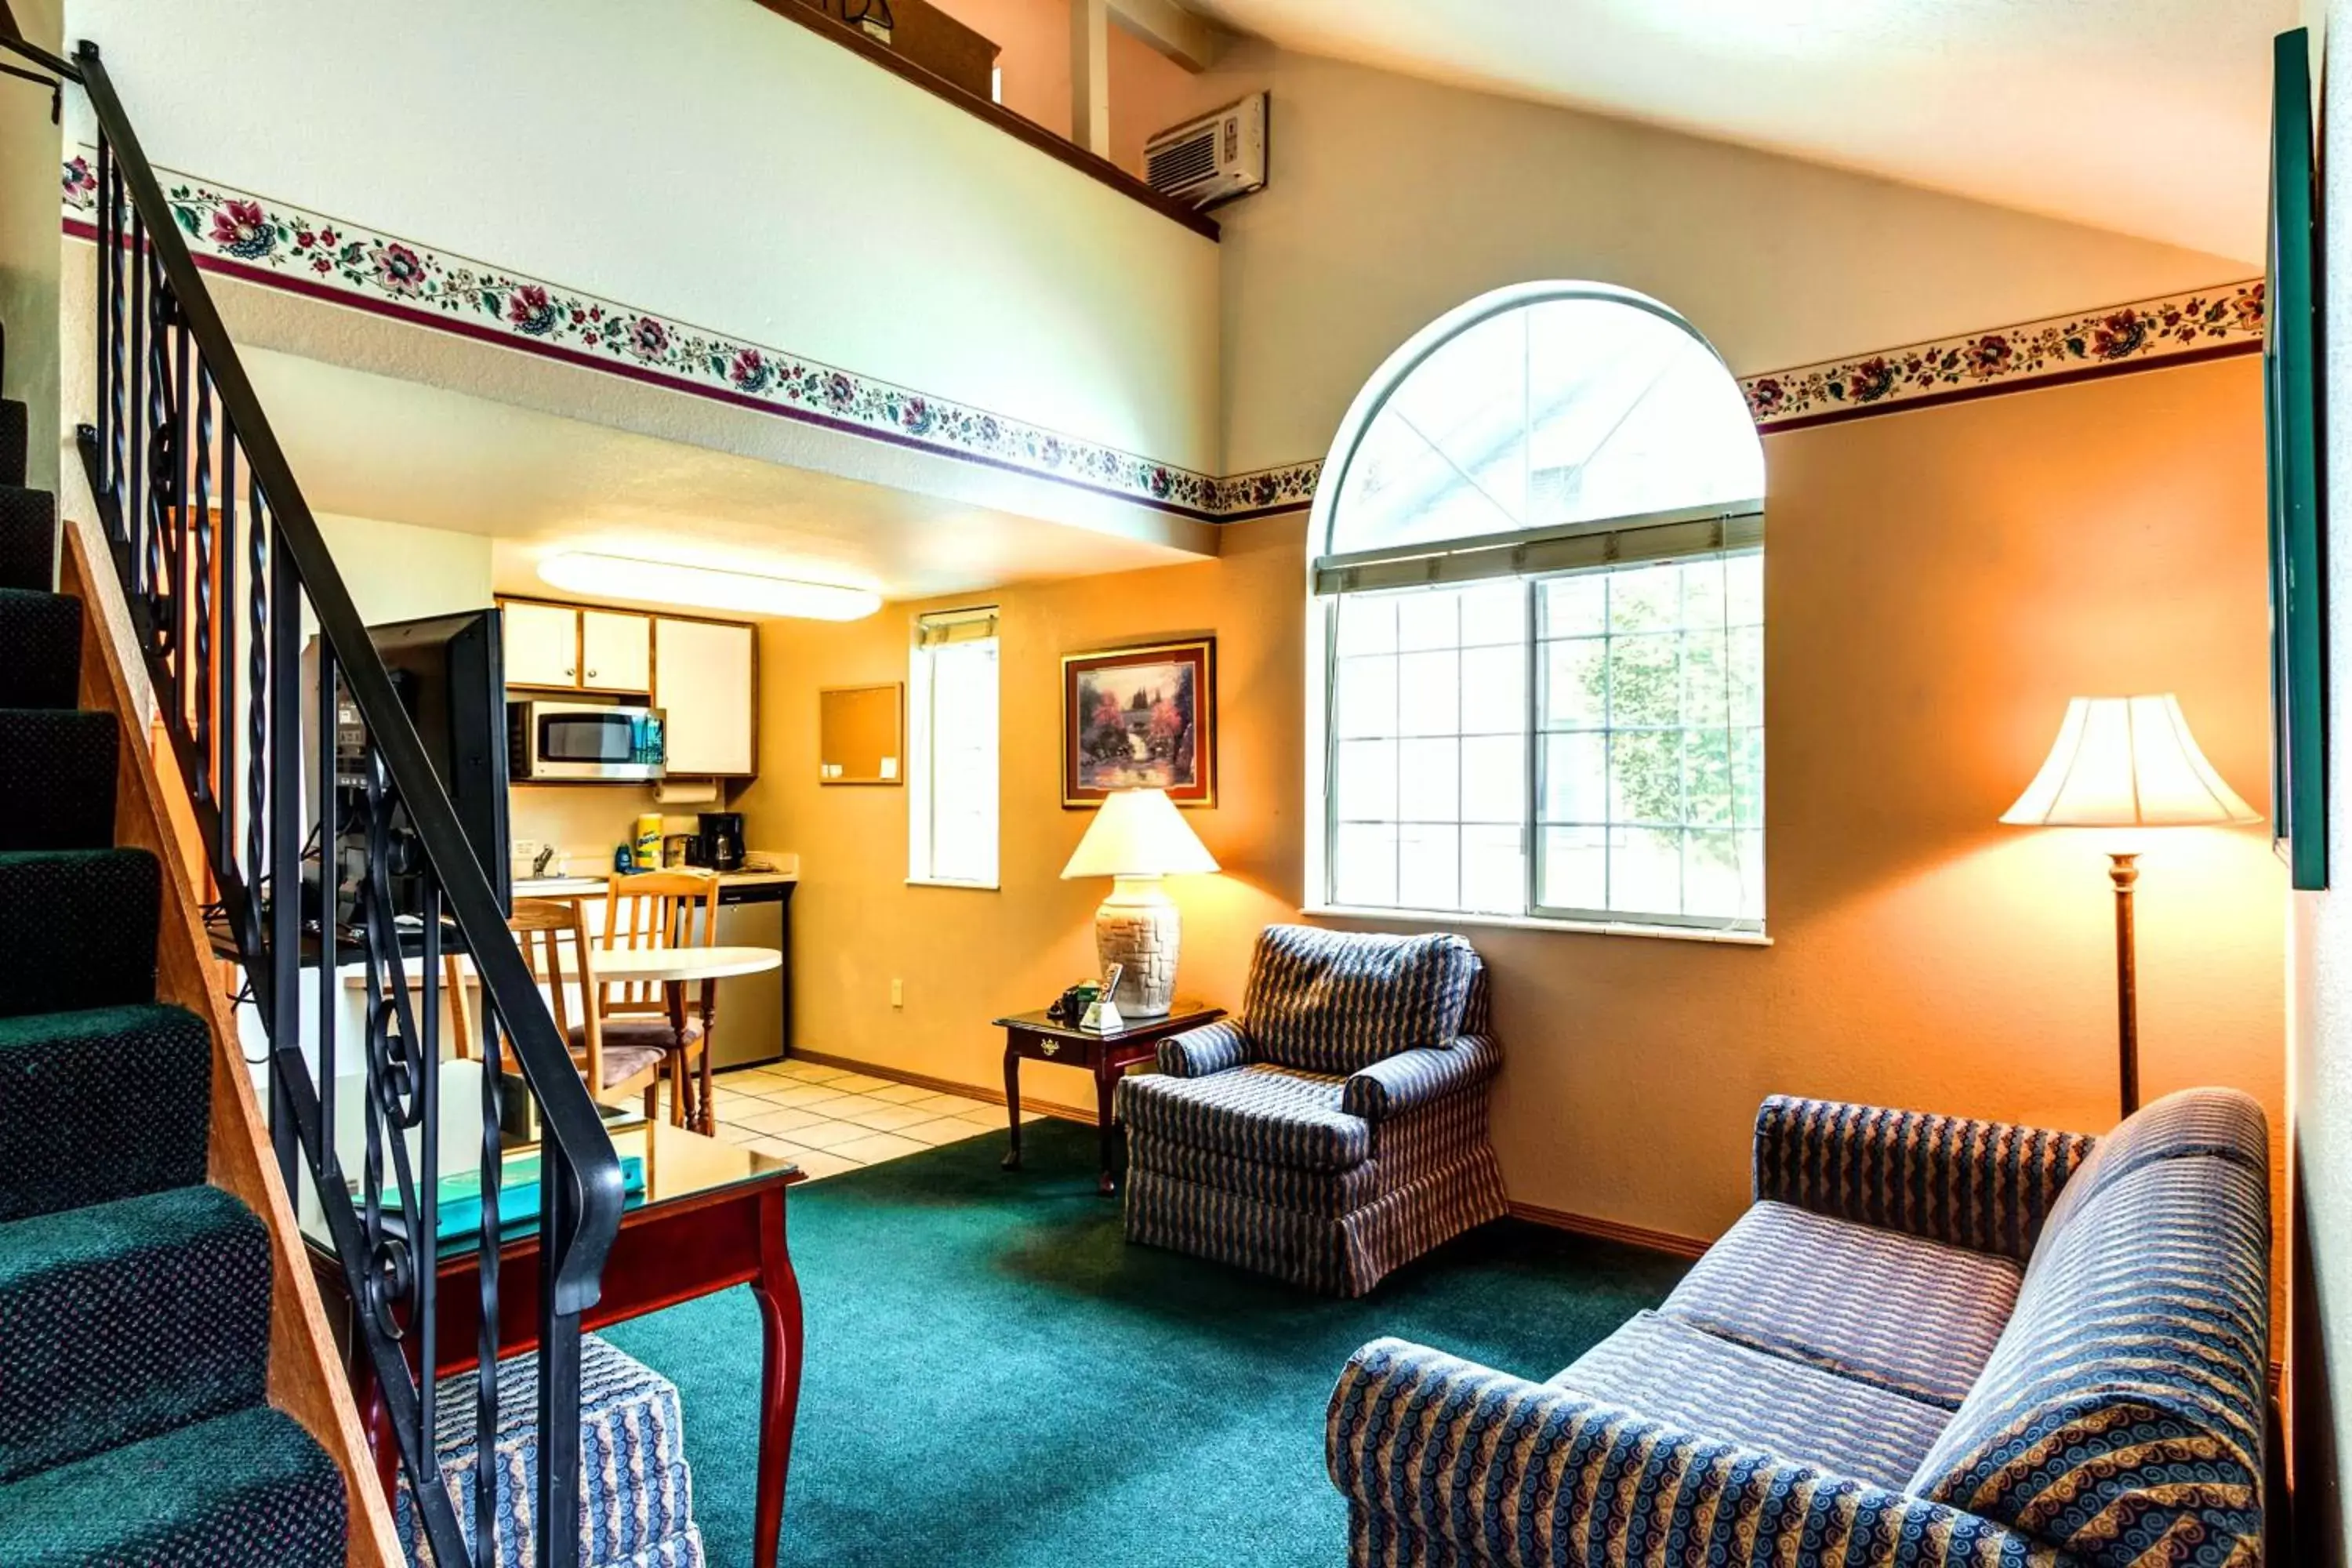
[1060,788,1220,879]
[2001,695,2259,828]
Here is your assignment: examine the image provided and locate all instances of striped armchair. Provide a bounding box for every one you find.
[1116,924,1508,1298]
[1327,1088,2272,1567]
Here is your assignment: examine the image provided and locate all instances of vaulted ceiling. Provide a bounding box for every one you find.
[1185,0,2295,262]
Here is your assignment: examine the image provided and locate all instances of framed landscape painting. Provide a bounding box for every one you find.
[1062,638,1217,807]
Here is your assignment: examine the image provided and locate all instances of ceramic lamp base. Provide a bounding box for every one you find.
[1095,875,1180,1018]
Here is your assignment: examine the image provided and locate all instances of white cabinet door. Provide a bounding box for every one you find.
[503,601,579,688]
[580,610,653,693]
[655,617,755,776]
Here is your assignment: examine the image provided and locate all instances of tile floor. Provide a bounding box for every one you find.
[691,1058,1039,1180]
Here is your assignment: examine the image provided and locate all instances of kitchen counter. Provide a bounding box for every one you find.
[514,869,798,902]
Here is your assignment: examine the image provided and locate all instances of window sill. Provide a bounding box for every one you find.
[1301,903,1773,946]
[906,877,1001,891]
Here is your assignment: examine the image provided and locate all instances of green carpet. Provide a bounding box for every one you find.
[601,1118,1688,1567]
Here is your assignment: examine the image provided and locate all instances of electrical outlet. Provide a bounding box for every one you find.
[890,978,903,1008]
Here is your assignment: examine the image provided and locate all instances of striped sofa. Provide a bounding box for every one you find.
[1117,924,1508,1298]
[1327,1088,2272,1567]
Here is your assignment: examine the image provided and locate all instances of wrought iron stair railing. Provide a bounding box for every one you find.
[9,35,626,1568]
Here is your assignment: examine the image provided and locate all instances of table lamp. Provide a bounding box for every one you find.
[2000,694,2258,1115]
[1060,787,1218,1018]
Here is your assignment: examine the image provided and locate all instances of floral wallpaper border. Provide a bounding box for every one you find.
[58,154,1294,522]
[61,154,2261,521]
[1741,281,2266,430]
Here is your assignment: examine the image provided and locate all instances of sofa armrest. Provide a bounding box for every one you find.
[1327,1338,2065,1568]
[1156,1019,1251,1077]
[1753,1094,2096,1261]
[1340,1035,1500,1120]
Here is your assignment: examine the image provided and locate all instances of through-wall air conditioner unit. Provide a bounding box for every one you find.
[1145,93,1268,209]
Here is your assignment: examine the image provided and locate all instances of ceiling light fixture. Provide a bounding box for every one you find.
[537,551,882,621]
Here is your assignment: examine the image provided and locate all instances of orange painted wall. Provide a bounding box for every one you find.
[739,353,2285,1252]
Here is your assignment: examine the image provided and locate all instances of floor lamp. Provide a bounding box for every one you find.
[2001,695,2258,1117]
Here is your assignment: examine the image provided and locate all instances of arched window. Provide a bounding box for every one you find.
[1307,283,1766,933]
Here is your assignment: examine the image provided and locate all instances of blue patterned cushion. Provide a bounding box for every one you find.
[1550,1311,1954,1492]
[397,1334,702,1568]
[1340,1036,1501,1121]
[1754,1095,2096,1262]
[1117,1063,1369,1171]
[1243,926,1480,1074]
[1663,1200,2022,1409]
[2034,1087,2269,1245]
[1907,1099,2270,1568]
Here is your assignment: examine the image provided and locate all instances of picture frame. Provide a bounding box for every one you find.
[2268,28,2327,891]
[1061,637,1217,808]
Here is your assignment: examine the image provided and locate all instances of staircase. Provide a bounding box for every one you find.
[0,391,349,1559]
[0,31,628,1568]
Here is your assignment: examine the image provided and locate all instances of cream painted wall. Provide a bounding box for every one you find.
[0,0,62,495]
[64,0,1222,474]
[2295,2,2350,1552]
[1116,42,2258,474]
[743,358,2285,1265]
[312,510,491,625]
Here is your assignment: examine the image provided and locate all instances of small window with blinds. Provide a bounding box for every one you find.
[1310,283,1766,935]
[909,607,1000,888]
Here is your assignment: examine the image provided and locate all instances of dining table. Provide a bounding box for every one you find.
[558,944,783,1134]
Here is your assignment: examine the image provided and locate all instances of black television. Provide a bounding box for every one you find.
[322,608,510,921]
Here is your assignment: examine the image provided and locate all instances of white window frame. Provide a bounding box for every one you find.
[908,606,1000,890]
[1304,281,1767,940]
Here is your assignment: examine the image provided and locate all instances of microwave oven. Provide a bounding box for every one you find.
[508,700,666,782]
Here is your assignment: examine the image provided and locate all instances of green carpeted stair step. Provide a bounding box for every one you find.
[0,1184,272,1483]
[0,1403,347,1568]
[0,710,118,850]
[0,849,159,1018]
[0,589,79,710]
[0,480,56,590]
[0,1005,211,1224]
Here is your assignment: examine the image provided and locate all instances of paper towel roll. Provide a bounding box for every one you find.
[654,779,721,806]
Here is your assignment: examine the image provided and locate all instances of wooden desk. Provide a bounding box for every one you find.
[306,1120,806,1566]
[993,1001,1225,1196]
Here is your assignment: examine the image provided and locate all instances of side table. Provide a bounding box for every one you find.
[993,1000,1225,1195]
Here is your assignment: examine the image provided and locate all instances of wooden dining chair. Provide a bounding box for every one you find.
[448,899,666,1120]
[601,871,723,1131]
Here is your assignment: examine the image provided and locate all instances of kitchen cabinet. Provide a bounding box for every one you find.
[581,610,653,692]
[503,600,582,688]
[503,600,657,694]
[655,616,757,777]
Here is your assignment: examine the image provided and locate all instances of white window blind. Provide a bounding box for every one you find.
[909,608,1000,887]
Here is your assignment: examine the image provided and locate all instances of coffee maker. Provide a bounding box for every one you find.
[691,811,746,873]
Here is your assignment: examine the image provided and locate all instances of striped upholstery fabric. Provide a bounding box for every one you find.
[1910,1091,2270,1568]
[1120,927,1506,1296]
[1244,925,1480,1073]
[2034,1087,2270,1242]
[1156,1018,1251,1077]
[1327,1089,2274,1566]
[1328,1338,2061,1568]
[1341,1035,1501,1120]
[1662,1200,2023,1407]
[398,1334,705,1568]
[1120,1064,1369,1171]
[1754,1095,2096,1262]
[1550,1311,1953,1491]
